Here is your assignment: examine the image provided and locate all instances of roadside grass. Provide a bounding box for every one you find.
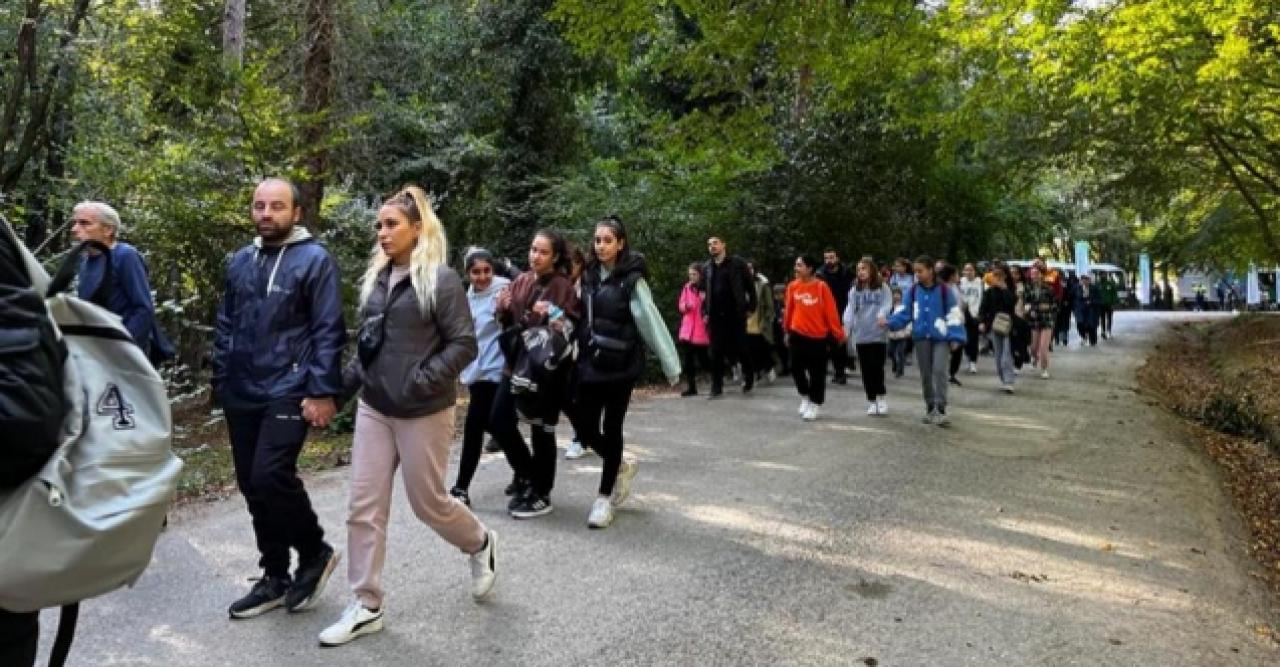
[1140,315,1280,604]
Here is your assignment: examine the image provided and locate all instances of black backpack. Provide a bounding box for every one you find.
[0,216,67,489]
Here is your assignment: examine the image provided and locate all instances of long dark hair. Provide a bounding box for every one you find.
[586,214,638,271]
[534,228,572,275]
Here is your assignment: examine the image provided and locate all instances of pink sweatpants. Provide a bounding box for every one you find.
[348,401,487,609]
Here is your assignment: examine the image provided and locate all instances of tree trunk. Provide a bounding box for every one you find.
[0,0,91,193]
[222,0,246,70]
[297,0,334,233]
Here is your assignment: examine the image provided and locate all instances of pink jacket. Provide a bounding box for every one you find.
[678,283,710,345]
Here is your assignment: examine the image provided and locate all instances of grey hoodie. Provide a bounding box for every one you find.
[843,283,894,345]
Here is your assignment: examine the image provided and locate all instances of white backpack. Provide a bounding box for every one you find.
[0,239,182,614]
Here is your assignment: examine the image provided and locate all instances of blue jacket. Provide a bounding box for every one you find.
[78,242,156,348]
[460,275,510,385]
[887,281,967,344]
[212,227,347,406]
[1072,283,1101,327]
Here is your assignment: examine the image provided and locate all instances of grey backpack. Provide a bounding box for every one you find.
[0,236,182,620]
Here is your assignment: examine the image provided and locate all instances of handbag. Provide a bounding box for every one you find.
[992,312,1013,336]
[357,276,411,367]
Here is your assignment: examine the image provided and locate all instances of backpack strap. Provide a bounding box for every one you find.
[48,603,79,667]
[47,240,112,301]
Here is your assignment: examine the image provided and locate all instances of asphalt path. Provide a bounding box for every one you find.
[38,311,1279,666]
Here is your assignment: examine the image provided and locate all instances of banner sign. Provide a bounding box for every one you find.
[1074,241,1090,278]
[1138,253,1151,306]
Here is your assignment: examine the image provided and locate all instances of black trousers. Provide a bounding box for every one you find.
[454,381,502,491]
[949,341,963,378]
[225,399,326,578]
[888,338,908,376]
[829,338,851,378]
[710,312,752,392]
[1100,306,1114,335]
[789,333,829,405]
[678,341,710,392]
[493,375,563,497]
[0,609,37,667]
[747,334,775,375]
[772,320,790,373]
[576,381,634,496]
[963,313,980,363]
[854,342,888,401]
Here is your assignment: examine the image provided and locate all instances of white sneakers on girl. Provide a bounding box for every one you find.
[798,397,812,415]
[588,496,615,529]
[1040,370,1051,380]
[319,602,384,647]
[469,530,498,600]
[866,402,878,415]
[612,460,639,506]
[802,404,819,421]
[876,397,888,415]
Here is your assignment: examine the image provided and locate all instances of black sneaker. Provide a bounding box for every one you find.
[484,437,502,454]
[949,376,962,387]
[504,476,528,497]
[510,494,553,519]
[450,487,471,507]
[286,543,340,612]
[229,575,291,619]
[680,388,697,397]
[708,389,723,400]
[832,375,848,385]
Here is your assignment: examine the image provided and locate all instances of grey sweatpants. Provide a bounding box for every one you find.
[915,338,952,411]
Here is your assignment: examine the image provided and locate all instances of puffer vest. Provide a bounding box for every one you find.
[579,257,646,384]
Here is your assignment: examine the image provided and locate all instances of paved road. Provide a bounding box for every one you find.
[39,312,1279,666]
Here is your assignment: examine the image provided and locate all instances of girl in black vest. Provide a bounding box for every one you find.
[577,216,681,529]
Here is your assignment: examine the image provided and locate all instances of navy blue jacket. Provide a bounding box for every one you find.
[212,227,346,406]
[79,242,156,348]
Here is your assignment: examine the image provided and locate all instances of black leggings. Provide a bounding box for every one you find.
[492,376,563,497]
[963,313,980,362]
[1101,306,1114,334]
[678,341,710,392]
[854,342,887,401]
[789,333,829,405]
[0,609,38,667]
[949,342,963,378]
[454,381,502,492]
[576,381,634,496]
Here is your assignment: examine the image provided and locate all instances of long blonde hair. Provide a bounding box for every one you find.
[359,186,448,316]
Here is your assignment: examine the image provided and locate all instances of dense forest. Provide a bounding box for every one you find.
[2,1,1278,366]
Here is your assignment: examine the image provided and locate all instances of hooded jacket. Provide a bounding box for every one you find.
[343,265,477,418]
[817,262,854,316]
[212,226,346,406]
[461,274,510,385]
[843,282,893,345]
[887,281,967,344]
[701,254,756,320]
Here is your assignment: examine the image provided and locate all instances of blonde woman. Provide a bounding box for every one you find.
[321,187,496,647]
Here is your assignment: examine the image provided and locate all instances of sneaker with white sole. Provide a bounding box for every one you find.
[612,460,639,506]
[766,369,777,384]
[587,497,615,529]
[510,494,553,519]
[286,543,340,612]
[229,575,291,619]
[935,409,951,427]
[565,440,592,460]
[803,404,819,421]
[319,602,384,647]
[866,402,878,415]
[798,398,812,415]
[876,397,888,415]
[967,362,977,374]
[1000,384,1015,394]
[469,530,497,600]
[1040,369,1050,380]
[921,410,937,425]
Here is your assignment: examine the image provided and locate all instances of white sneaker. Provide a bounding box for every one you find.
[876,397,888,415]
[798,398,812,415]
[1040,370,1050,380]
[1000,384,1015,394]
[587,496,615,529]
[866,402,878,415]
[935,410,951,427]
[732,367,742,384]
[468,530,497,600]
[565,440,592,460]
[967,362,977,374]
[1013,367,1021,376]
[803,404,819,421]
[766,369,777,384]
[611,460,639,506]
[319,602,384,647]
[921,410,937,425]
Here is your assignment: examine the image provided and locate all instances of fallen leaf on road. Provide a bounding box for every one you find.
[1101,542,1115,552]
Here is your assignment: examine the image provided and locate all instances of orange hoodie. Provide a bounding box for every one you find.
[784,279,846,341]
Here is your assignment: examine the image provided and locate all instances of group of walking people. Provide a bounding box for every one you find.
[55,177,1121,651]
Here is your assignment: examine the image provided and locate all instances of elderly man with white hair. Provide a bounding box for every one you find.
[71,201,169,362]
